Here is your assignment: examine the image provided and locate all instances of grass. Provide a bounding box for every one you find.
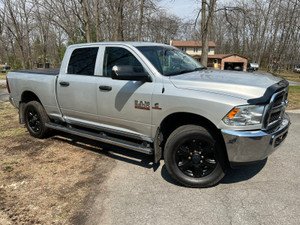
[273,70,300,82]
[0,83,6,89]
[0,101,115,224]
[288,86,300,110]
[0,72,7,79]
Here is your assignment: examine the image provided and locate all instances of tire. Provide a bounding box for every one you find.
[164,125,227,188]
[24,101,50,138]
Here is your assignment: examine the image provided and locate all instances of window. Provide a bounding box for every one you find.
[193,48,198,53]
[137,46,205,76]
[208,47,211,52]
[67,47,98,75]
[103,47,144,77]
[181,47,186,52]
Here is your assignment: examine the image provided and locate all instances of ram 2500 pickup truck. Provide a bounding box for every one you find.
[6,42,290,187]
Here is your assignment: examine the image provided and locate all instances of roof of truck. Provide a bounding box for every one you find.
[68,42,173,48]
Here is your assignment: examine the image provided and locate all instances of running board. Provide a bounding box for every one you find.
[45,122,153,155]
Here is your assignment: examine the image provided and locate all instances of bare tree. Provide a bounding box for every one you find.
[113,0,125,41]
[196,0,217,67]
[1,0,299,71]
[137,0,145,41]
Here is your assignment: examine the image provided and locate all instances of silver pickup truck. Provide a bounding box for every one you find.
[6,42,290,187]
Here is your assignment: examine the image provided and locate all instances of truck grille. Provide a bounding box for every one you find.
[264,88,288,130]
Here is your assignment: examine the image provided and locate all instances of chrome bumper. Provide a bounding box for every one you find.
[221,113,290,166]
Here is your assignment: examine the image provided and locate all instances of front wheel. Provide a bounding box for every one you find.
[24,101,50,138]
[164,125,227,188]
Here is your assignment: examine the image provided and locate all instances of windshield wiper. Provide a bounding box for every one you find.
[165,67,207,76]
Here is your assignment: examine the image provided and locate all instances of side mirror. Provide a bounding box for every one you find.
[111,65,151,82]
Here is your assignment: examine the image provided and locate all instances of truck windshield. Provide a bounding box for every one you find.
[137,46,206,76]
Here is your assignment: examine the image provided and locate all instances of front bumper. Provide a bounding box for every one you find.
[221,113,290,166]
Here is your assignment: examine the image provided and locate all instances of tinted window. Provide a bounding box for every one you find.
[103,47,144,77]
[67,47,98,75]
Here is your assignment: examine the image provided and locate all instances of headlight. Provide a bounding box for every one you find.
[223,105,265,126]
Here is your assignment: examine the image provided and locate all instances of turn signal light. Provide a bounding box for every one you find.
[226,108,240,118]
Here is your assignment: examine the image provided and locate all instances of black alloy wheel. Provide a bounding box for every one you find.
[26,105,41,133]
[164,125,227,188]
[175,138,217,178]
[24,101,50,138]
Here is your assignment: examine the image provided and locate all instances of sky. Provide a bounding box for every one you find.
[157,0,230,21]
[157,0,200,21]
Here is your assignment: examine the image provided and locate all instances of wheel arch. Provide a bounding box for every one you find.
[21,91,42,104]
[154,112,229,164]
[19,91,43,124]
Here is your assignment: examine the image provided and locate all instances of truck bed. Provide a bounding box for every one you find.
[11,68,59,76]
[7,69,60,118]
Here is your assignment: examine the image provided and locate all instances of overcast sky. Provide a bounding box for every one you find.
[157,0,230,21]
[157,0,200,21]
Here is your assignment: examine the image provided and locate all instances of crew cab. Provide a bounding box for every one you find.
[6,42,290,187]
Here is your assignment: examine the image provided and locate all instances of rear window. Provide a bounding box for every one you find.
[67,47,98,75]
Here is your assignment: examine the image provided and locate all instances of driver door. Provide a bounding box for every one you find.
[96,46,154,139]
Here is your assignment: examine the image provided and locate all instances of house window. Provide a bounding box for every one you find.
[193,48,198,53]
[208,47,211,52]
[181,47,186,52]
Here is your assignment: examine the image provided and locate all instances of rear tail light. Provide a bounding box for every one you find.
[6,77,11,93]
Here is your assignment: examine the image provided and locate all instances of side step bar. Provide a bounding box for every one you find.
[45,122,153,155]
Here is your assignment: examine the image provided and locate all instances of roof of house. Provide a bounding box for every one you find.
[207,54,248,59]
[171,40,216,47]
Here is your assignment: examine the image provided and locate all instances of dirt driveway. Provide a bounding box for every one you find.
[0,100,116,224]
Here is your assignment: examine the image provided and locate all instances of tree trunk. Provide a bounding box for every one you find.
[80,0,91,42]
[137,0,145,41]
[114,0,124,41]
[201,0,216,67]
[94,0,100,42]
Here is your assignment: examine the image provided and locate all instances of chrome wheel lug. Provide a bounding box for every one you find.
[200,160,203,163]
[190,152,193,155]
[201,156,204,159]
[188,156,191,160]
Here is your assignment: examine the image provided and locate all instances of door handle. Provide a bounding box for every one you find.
[59,81,70,87]
[99,85,112,91]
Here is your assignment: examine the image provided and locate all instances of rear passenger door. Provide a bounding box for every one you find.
[57,47,99,125]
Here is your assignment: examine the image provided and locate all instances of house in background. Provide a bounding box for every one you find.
[170,40,216,62]
[208,54,248,71]
[0,64,11,72]
[170,40,248,71]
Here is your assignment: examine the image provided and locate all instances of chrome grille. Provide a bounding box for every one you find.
[263,88,288,130]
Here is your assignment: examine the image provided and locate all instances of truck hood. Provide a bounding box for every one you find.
[169,70,283,100]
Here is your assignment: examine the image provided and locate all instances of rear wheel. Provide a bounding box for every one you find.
[164,125,227,187]
[24,101,50,138]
